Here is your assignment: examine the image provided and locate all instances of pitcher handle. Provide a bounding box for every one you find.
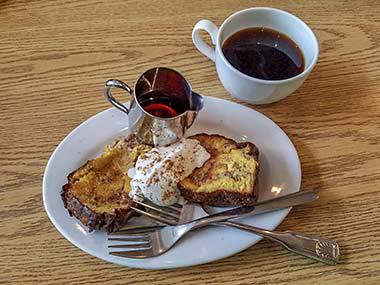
[104,79,133,115]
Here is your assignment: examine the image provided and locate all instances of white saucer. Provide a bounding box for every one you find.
[42,96,301,269]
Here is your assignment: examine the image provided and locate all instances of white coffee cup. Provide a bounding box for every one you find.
[192,7,319,104]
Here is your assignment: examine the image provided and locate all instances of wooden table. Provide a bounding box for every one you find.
[1,0,379,284]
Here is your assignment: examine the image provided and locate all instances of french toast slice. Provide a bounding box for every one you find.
[61,134,152,232]
[178,134,259,206]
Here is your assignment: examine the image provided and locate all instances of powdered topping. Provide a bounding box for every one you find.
[128,138,211,206]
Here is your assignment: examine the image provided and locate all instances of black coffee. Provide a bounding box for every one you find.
[222,27,304,80]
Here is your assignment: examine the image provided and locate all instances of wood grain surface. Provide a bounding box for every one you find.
[1,0,380,284]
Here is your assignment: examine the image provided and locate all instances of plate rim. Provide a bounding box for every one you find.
[42,96,301,269]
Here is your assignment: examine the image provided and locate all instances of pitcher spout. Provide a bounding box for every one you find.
[191,92,204,111]
[185,92,204,128]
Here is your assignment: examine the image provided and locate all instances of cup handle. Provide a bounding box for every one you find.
[104,79,133,115]
[192,19,219,62]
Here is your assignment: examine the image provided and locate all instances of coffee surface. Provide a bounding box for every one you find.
[222,27,304,80]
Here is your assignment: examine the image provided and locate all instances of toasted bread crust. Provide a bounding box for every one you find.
[178,133,260,206]
[61,187,134,232]
[178,188,258,207]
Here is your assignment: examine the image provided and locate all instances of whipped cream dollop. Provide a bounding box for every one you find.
[128,138,210,206]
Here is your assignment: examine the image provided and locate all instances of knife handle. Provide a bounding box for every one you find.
[219,221,339,265]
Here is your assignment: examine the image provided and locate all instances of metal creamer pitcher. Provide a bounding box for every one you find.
[104,67,204,146]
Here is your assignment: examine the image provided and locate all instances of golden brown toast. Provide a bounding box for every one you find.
[61,133,259,232]
[61,134,151,232]
[178,134,260,206]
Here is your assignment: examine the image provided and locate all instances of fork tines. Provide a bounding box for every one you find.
[108,228,155,258]
[108,195,185,258]
[129,194,183,225]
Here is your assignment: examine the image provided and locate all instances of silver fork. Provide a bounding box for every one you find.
[109,200,339,265]
[109,191,339,264]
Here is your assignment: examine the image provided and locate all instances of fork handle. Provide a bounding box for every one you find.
[218,221,340,265]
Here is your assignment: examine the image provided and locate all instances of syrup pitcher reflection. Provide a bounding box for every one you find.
[104,67,204,146]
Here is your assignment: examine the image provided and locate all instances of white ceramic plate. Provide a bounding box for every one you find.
[43,96,301,269]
